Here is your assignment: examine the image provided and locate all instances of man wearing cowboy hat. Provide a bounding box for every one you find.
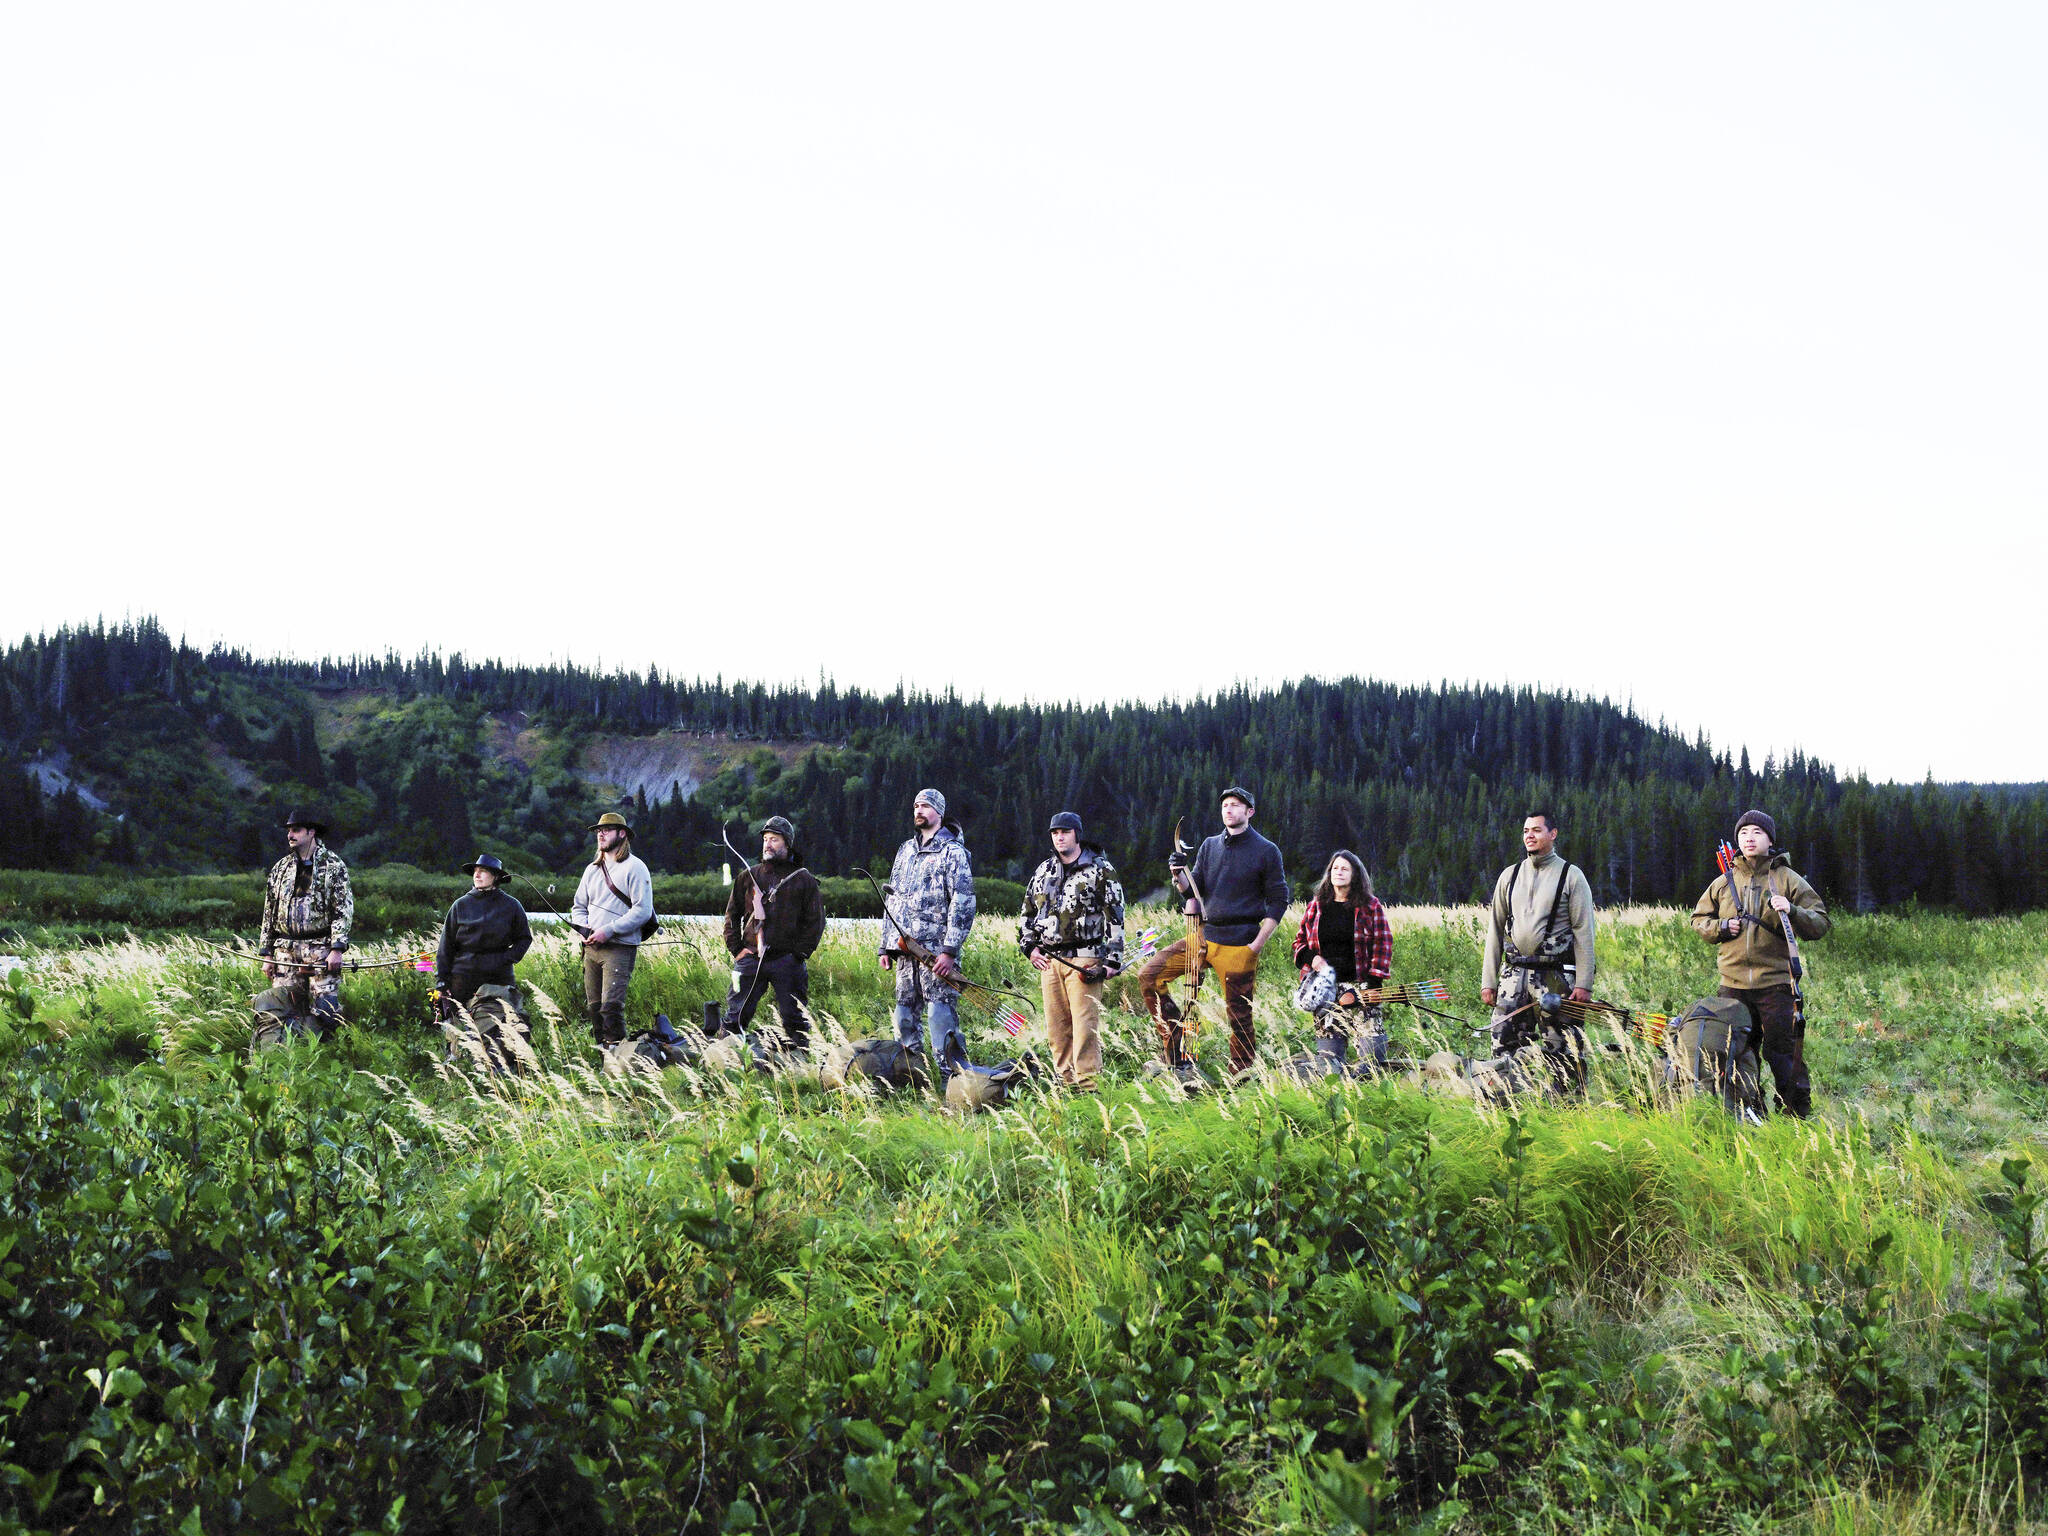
[255,808,355,1035]
[435,853,535,1010]
[570,812,656,1045]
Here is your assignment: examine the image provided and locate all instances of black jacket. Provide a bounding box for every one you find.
[723,854,828,961]
[1189,827,1289,947]
[436,886,534,984]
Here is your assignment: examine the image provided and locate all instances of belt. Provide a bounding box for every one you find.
[1505,955,1572,970]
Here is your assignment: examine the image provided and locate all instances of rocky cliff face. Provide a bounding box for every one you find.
[574,732,813,804]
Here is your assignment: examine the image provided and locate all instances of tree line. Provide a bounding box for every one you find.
[2,619,2042,912]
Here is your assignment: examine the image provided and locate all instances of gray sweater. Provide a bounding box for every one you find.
[569,854,655,944]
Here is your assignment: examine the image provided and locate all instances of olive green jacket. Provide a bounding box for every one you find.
[1690,852,1828,990]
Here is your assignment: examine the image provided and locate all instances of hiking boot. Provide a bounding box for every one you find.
[1172,1062,1207,1094]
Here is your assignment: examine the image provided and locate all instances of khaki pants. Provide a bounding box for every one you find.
[1139,938,1261,1071]
[583,943,638,1044]
[1040,955,1104,1086]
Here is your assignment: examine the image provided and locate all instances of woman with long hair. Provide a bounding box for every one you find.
[1291,850,1394,1068]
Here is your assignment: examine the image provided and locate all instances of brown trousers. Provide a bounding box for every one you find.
[1139,938,1261,1071]
[583,943,638,1044]
[1039,956,1104,1086]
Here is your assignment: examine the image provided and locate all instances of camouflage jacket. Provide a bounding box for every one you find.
[1690,852,1828,990]
[1017,844,1126,968]
[879,824,976,958]
[259,841,355,954]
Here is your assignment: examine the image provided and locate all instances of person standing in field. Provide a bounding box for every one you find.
[1480,810,1597,1092]
[719,815,827,1052]
[255,808,356,1039]
[1017,811,1126,1090]
[570,811,655,1046]
[1691,809,1830,1118]
[878,788,977,1076]
[435,853,534,1009]
[1292,850,1394,1070]
[434,852,536,1069]
[1139,785,1289,1081]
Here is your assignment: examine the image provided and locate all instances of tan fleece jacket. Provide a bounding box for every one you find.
[1481,851,1597,988]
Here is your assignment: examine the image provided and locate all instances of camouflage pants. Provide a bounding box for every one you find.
[1488,962,1585,1095]
[1314,1001,1387,1068]
[440,981,533,1075]
[265,938,342,1021]
[892,955,965,1071]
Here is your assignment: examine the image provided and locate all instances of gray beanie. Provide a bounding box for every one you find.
[914,787,947,817]
[1734,808,1777,844]
[760,815,796,848]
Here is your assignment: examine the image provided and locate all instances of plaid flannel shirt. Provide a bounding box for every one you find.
[1291,896,1393,980]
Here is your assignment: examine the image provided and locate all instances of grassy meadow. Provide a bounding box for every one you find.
[2,903,2046,1534]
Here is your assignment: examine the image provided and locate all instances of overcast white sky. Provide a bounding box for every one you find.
[3,3,2041,782]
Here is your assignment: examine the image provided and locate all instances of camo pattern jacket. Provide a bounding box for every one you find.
[879,824,977,958]
[259,841,355,954]
[1016,844,1126,968]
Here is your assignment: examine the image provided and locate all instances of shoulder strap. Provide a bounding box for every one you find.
[1549,861,1573,927]
[596,859,629,907]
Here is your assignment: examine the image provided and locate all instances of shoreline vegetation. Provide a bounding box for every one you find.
[3,903,2045,1531]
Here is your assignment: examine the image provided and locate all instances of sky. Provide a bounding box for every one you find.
[3,3,2042,783]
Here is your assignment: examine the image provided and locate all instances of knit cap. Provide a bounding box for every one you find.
[914,788,947,817]
[1734,809,1777,844]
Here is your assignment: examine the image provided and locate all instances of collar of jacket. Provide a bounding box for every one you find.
[1053,845,1100,871]
[1524,849,1560,871]
[913,825,960,851]
[1221,827,1256,847]
[1735,852,1788,877]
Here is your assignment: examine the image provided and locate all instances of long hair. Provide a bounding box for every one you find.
[1316,850,1374,905]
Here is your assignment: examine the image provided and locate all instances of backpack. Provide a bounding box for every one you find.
[819,1037,930,1092]
[944,1054,1044,1113]
[1663,997,1763,1118]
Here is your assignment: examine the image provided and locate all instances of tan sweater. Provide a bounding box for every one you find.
[1481,851,1597,987]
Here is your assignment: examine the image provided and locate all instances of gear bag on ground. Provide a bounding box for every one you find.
[1663,996,1764,1117]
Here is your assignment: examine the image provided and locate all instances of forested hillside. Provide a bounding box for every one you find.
[3,618,2042,910]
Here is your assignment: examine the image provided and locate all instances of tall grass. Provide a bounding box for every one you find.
[2,905,2045,1531]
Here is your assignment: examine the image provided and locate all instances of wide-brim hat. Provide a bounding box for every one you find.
[588,812,633,834]
[280,809,328,835]
[462,853,508,879]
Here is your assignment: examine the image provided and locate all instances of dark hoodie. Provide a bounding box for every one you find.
[723,850,828,960]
